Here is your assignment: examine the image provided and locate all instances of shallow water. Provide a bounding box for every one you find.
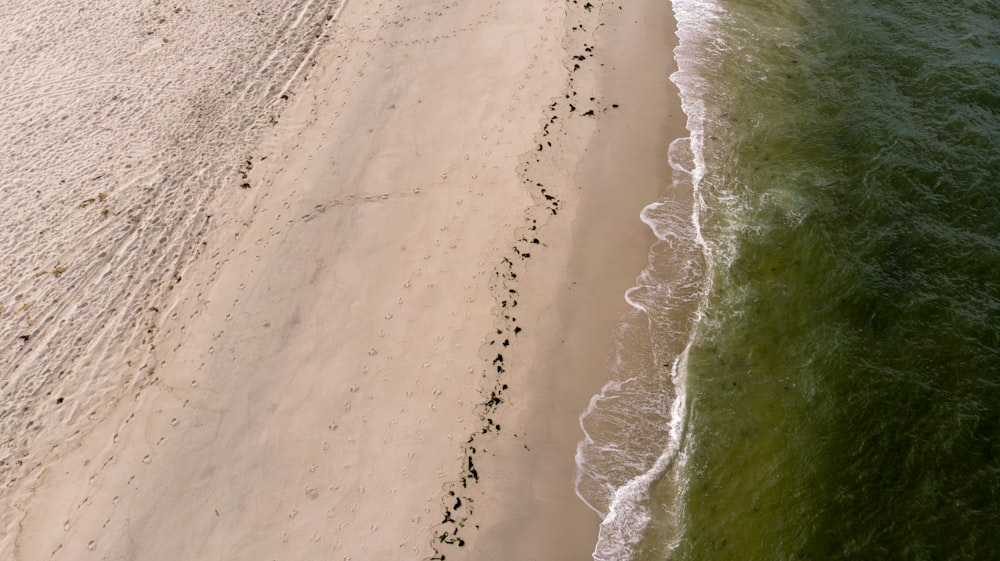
[580,0,1000,558]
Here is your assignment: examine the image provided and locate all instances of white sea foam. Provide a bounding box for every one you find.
[593,353,692,561]
[575,0,726,559]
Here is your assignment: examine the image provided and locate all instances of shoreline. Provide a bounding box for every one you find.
[5,0,685,559]
[465,0,686,559]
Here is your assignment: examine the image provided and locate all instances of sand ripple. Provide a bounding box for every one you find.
[0,0,338,513]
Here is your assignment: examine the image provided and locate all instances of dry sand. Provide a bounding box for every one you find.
[1,0,340,553]
[2,0,684,559]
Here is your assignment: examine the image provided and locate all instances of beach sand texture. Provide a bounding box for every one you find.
[2,0,683,559]
[1,0,338,548]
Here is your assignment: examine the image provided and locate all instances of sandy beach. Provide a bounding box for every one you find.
[2,0,684,559]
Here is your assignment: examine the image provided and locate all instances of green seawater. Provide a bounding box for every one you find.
[627,0,1000,559]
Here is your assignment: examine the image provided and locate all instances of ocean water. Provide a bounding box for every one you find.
[577,0,1000,559]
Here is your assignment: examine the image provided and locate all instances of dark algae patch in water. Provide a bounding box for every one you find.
[657,0,1000,559]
